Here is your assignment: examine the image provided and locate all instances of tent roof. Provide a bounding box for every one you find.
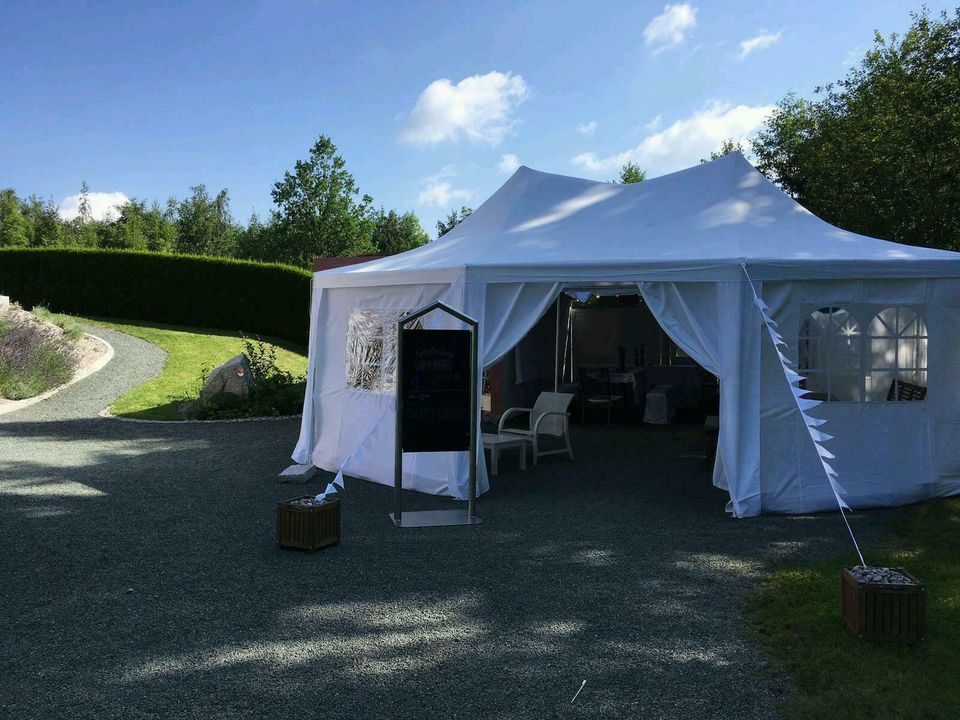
[317,153,960,286]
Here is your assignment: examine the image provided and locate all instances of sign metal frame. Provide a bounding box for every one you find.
[390,301,481,528]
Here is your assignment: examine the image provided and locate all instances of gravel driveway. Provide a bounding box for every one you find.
[0,326,894,719]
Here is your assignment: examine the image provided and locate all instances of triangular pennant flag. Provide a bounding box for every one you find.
[332,470,345,488]
[814,443,836,460]
[796,397,822,411]
[821,460,838,478]
[782,367,803,383]
[801,412,828,427]
[324,482,337,495]
[828,475,848,495]
[776,349,793,365]
[314,492,326,502]
[808,427,834,442]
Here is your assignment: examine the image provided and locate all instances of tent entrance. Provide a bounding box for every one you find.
[483,290,720,482]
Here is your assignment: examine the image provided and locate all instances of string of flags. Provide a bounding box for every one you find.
[742,265,866,566]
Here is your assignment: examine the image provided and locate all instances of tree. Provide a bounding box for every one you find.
[371,208,429,255]
[436,206,473,238]
[175,185,237,256]
[68,181,100,247]
[0,189,29,247]
[234,212,274,261]
[701,138,744,163]
[270,136,376,266]
[21,196,63,247]
[143,201,178,252]
[752,8,960,250]
[616,162,647,184]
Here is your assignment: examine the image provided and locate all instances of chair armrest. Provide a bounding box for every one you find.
[533,411,571,435]
[498,407,532,433]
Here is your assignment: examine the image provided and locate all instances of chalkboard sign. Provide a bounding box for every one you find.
[400,329,472,452]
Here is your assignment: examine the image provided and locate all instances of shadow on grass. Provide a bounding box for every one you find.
[744,497,960,720]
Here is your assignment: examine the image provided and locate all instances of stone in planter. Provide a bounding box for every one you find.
[277,496,340,551]
[842,566,925,642]
[200,353,253,405]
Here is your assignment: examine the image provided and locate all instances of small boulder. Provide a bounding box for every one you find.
[200,354,254,406]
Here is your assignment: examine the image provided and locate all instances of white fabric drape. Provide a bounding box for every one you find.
[291,275,561,500]
[639,281,762,516]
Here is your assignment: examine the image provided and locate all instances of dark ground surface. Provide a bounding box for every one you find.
[0,327,896,719]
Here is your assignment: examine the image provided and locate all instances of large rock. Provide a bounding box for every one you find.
[200,354,254,405]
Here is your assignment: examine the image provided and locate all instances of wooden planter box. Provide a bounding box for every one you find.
[277,496,340,551]
[842,567,925,642]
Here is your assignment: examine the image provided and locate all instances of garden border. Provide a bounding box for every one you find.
[0,332,115,417]
[97,407,302,424]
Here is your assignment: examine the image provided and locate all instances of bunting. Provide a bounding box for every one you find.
[742,265,866,566]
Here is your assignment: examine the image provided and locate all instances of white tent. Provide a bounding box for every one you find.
[292,153,960,517]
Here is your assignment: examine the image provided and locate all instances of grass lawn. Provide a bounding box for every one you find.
[80,317,307,420]
[746,497,960,719]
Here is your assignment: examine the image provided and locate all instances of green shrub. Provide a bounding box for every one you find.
[31,305,84,341]
[0,248,312,345]
[187,333,306,420]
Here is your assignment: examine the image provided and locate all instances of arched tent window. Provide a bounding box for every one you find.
[798,307,861,401]
[345,309,422,394]
[867,306,928,401]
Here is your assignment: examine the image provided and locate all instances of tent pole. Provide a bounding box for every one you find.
[570,308,575,382]
[554,294,560,392]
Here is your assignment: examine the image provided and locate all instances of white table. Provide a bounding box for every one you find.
[482,433,527,475]
[588,367,646,403]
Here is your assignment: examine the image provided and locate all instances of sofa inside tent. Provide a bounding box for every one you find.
[292,152,960,517]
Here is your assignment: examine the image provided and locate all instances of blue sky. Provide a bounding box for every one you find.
[1,0,952,236]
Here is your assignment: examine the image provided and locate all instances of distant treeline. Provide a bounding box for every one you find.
[0,137,433,269]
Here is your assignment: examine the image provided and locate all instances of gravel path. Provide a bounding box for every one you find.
[0,327,896,719]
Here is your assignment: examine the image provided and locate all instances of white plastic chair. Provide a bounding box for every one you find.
[497,392,575,465]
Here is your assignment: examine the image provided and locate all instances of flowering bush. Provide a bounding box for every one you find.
[0,306,79,400]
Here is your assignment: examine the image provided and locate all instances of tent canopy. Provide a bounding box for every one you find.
[316,153,960,287]
[295,153,960,517]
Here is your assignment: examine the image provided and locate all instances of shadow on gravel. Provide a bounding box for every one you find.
[0,421,890,720]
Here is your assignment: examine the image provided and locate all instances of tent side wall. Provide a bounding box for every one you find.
[758,278,960,512]
[293,272,564,499]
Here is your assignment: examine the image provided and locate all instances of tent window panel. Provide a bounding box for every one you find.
[798,306,862,402]
[345,309,422,394]
[867,306,928,402]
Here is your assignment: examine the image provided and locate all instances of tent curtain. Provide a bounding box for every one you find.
[638,281,762,516]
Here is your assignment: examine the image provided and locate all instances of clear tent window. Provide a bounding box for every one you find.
[798,305,928,402]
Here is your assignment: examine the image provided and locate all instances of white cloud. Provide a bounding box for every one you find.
[572,100,774,176]
[400,71,529,146]
[643,114,663,132]
[737,30,782,60]
[416,166,474,207]
[498,154,520,174]
[58,191,129,222]
[643,4,697,54]
[577,120,597,136]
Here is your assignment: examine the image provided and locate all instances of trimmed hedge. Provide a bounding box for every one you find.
[0,248,312,346]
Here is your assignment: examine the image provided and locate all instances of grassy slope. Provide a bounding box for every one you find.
[81,317,307,420]
[746,497,960,720]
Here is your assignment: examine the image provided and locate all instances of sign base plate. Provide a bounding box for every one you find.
[389,510,482,528]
